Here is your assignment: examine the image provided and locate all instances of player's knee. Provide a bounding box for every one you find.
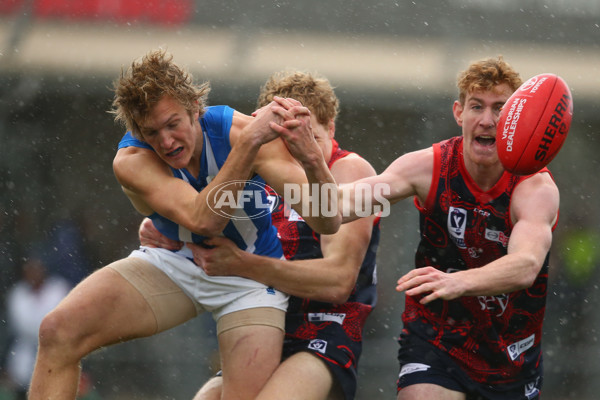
[38,308,86,359]
[193,376,223,400]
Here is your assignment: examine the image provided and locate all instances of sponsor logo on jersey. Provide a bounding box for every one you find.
[308,313,346,325]
[477,293,510,317]
[485,228,509,247]
[266,287,276,295]
[468,247,483,258]
[307,339,328,354]
[398,363,431,378]
[507,333,535,361]
[448,207,467,248]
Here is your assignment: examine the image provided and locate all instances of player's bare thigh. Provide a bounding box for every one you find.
[44,257,195,352]
[258,351,341,400]
[42,262,156,355]
[397,383,466,400]
[109,256,197,333]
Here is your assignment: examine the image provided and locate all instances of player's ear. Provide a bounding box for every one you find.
[191,100,200,120]
[328,119,335,139]
[452,100,464,126]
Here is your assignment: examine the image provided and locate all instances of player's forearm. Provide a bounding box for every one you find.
[338,183,360,223]
[190,138,262,236]
[296,157,341,235]
[240,254,355,303]
[338,182,390,223]
[459,253,542,297]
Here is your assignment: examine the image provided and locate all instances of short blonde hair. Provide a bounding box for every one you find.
[457,56,522,104]
[257,70,339,126]
[110,49,210,138]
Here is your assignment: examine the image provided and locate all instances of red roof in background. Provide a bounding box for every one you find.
[0,0,193,25]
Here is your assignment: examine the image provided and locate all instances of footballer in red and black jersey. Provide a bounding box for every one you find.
[266,139,380,400]
[401,136,556,388]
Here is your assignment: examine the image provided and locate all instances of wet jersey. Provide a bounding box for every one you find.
[403,136,555,386]
[117,105,283,258]
[267,139,379,341]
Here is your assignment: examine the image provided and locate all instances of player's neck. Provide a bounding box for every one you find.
[463,157,504,192]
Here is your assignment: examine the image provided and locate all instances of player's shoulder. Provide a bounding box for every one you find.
[199,105,237,142]
[228,109,253,144]
[514,170,559,197]
[114,145,145,172]
[332,152,373,169]
[511,171,559,226]
[113,144,163,187]
[331,152,376,182]
[202,105,234,121]
[114,143,153,167]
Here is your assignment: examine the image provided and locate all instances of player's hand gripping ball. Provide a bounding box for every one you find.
[496,73,573,175]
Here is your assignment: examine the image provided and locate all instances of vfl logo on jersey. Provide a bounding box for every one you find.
[448,207,467,248]
[507,333,535,361]
[307,339,328,354]
[524,378,541,399]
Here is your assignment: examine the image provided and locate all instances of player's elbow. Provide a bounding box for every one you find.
[310,215,342,235]
[517,255,544,290]
[320,287,352,304]
[322,272,357,304]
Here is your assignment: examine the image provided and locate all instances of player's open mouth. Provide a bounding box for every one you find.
[166,147,184,157]
[475,136,495,146]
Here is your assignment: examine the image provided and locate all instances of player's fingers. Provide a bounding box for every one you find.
[405,282,428,297]
[287,105,311,117]
[271,102,310,119]
[161,238,183,250]
[272,96,293,109]
[285,97,302,106]
[204,236,234,248]
[419,291,438,305]
[188,242,209,264]
[396,278,418,293]
[271,105,295,121]
[281,120,303,130]
[397,269,424,286]
[269,121,286,135]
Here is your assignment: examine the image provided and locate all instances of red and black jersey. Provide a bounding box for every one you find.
[266,139,380,341]
[404,136,555,386]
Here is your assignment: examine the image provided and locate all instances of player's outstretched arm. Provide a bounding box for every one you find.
[396,172,559,304]
[339,147,434,223]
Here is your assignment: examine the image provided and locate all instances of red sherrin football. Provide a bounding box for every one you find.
[496,73,573,175]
